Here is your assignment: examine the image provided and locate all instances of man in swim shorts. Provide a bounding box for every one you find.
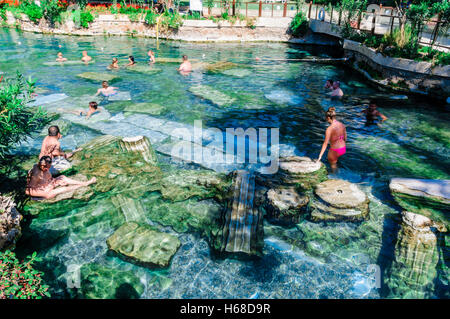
[25,156,96,199]
[39,125,79,160]
[59,101,101,119]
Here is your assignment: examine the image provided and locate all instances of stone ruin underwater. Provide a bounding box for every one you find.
[0,30,449,299]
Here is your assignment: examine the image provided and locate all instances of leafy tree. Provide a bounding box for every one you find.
[0,72,53,161]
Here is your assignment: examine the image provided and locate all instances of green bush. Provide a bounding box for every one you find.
[144,9,157,25]
[0,72,53,161]
[79,10,94,28]
[20,0,43,24]
[290,11,309,37]
[0,250,50,299]
[41,0,64,25]
[161,11,183,30]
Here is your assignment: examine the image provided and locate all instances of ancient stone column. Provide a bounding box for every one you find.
[385,211,445,298]
[0,195,22,250]
[310,179,369,222]
[119,135,157,165]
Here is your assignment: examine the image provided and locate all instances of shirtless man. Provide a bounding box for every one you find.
[177,55,192,74]
[95,81,118,97]
[39,125,80,160]
[107,57,119,69]
[362,101,388,125]
[329,81,344,98]
[59,101,101,119]
[125,56,137,67]
[324,79,333,90]
[25,156,96,199]
[56,52,68,62]
[148,50,156,64]
[81,50,92,63]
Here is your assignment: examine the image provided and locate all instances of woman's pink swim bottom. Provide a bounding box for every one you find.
[330,147,346,157]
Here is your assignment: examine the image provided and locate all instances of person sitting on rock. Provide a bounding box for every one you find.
[177,55,192,74]
[25,156,96,199]
[81,50,92,63]
[39,125,80,160]
[56,52,68,62]
[361,101,388,125]
[125,55,137,67]
[329,81,344,98]
[316,107,347,173]
[58,101,101,119]
[95,81,118,97]
[107,57,120,69]
[148,50,156,64]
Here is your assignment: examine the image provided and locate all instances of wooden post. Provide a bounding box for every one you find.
[308,2,312,19]
[430,13,442,46]
[283,2,287,17]
[232,0,235,16]
[330,6,333,23]
[357,11,362,30]
[338,8,342,26]
[315,5,319,20]
[371,11,377,35]
[390,14,394,34]
[259,1,262,17]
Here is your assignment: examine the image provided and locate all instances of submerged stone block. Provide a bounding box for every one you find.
[76,72,120,83]
[126,65,162,75]
[106,222,181,268]
[389,178,450,228]
[43,60,95,66]
[220,68,253,78]
[204,61,237,73]
[265,187,309,224]
[189,85,236,107]
[310,179,369,222]
[123,102,165,116]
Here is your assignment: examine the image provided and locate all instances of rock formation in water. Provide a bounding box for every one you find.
[265,187,309,224]
[310,179,369,222]
[119,135,158,165]
[213,170,264,257]
[106,222,181,268]
[389,178,450,228]
[0,195,22,250]
[385,211,446,298]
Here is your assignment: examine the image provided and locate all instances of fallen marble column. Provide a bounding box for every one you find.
[215,170,264,256]
[389,178,450,229]
[385,211,446,298]
[119,135,158,165]
[310,179,369,222]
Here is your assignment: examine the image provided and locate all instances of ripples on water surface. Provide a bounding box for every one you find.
[0,29,448,299]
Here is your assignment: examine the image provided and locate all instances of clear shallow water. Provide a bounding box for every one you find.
[1,29,449,299]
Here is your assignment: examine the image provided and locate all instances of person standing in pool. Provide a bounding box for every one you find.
[329,81,344,98]
[316,107,347,173]
[95,81,118,97]
[81,51,92,63]
[125,56,137,67]
[362,101,388,125]
[148,50,156,64]
[177,55,192,74]
[56,52,67,62]
[108,57,120,69]
[324,79,333,90]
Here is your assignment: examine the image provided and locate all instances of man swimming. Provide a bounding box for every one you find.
[95,81,118,97]
[324,79,333,90]
[148,50,156,64]
[39,125,80,160]
[81,50,92,62]
[25,156,96,199]
[177,55,192,73]
[316,107,347,173]
[59,101,101,119]
[108,57,119,69]
[125,55,137,67]
[56,52,67,62]
[362,101,388,125]
[329,81,344,98]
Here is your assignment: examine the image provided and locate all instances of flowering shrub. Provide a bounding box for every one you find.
[0,250,50,299]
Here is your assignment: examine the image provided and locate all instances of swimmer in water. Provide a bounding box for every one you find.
[58,101,101,119]
[177,55,192,74]
[81,50,92,63]
[329,81,344,98]
[148,50,156,64]
[107,57,119,69]
[316,107,347,173]
[125,55,137,67]
[362,101,388,125]
[324,79,333,90]
[56,52,67,62]
[95,81,118,97]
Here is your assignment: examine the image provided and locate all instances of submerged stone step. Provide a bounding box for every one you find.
[111,195,147,223]
[106,222,181,268]
[76,72,120,83]
[265,187,309,224]
[390,178,450,228]
[214,170,264,256]
[189,85,236,107]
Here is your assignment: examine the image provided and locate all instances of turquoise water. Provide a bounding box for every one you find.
[1,29,449,299]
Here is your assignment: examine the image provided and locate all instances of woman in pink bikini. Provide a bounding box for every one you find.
[316,107,347,172]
